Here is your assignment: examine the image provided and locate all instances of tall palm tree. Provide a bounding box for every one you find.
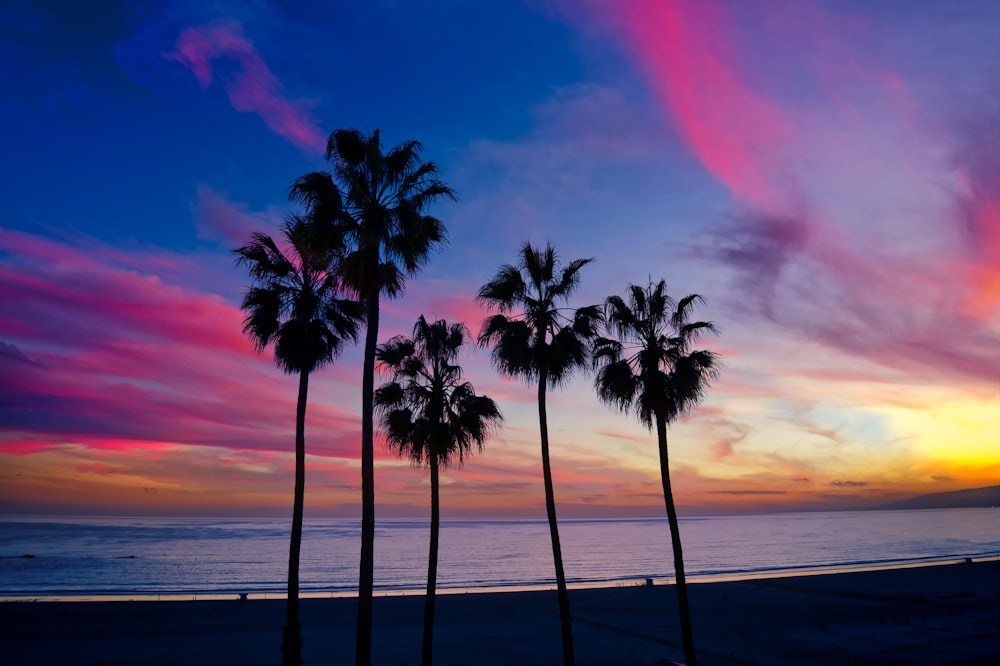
[592,279,719,666]
[235,216,363,666]
[290,128,454,665]
[374,316,502,666]
[476,242,601,666]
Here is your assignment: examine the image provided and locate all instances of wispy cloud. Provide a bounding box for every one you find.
[0,341,36,365]
[194,184,286,247]
[829,480,870,488]
[586,0,790,209]
[950,107,1000,316]
[0,227,359,458]
[164,19,325,151]
[581,0,999,389]
[451,82,674,270]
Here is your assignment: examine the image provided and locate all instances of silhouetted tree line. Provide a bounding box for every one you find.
[236,128,720,666]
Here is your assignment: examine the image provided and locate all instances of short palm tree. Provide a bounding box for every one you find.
[374,316,502,666]
[235,216,363,666]
[476,242,601,666]
[592,279,719,666]
[290,128,454,665]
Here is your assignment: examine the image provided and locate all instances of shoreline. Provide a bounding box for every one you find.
[4,553,996,603]
[4,559,999,664]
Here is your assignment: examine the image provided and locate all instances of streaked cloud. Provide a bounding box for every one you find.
[164,19,325,151]
[580,0,998,390]
[829,480,870,488]
[193,185,287,247]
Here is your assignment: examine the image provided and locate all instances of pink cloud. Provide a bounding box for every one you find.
[0,232,255,360]
[165,20,325,152]
[580,0,1000,388]
[591,427,647,444]
[702,417,752,460]
[597,0,791,209]
[0,436,55,456]
[0,227,362,461]
[379,278,489,336]
[77,462,124,476]
[194,184,286,247]
[952,111,1000,317]
[703,207,999,386]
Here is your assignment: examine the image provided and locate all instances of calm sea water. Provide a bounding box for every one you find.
[1,509,998,598]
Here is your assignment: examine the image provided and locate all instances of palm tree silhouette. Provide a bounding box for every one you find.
[290,128,454,666]
[592,279,719,666]
[374,316,502,666]
[235,216,363,666]
[476,242,601,666]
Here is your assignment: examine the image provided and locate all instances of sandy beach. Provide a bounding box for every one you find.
[3,560,999,665]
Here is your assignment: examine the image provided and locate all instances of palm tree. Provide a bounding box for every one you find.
[592,279,719,666]
[374,316,502,666]
[289,128,454,666]
[235,216,363,666]
[475,242,601,666]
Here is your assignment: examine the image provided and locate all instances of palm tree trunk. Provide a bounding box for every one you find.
[423,450,440,666]
[656,415,696,666]
[282,370,308,666]
[356,292,379,666]
[538,372,575,666]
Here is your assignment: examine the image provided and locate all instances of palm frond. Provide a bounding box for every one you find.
[547,325,591,386]
[327,128,368,166]
[376,261,405,299]
[595,359,641,420]
[288,171,343,225]
[376,336,417,372]
[388,213,448,274]
[672,293,705,329]
[240,287,283,352]
[478,315,534,379]
[476,264,525,311]
[591,335,622,363]
[549,256,594,300]
[385,140,423,190]
[373,382,406,412]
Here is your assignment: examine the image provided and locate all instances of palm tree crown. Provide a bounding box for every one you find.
[235,216,362,373]
[593,280,719,426]
[375,316,501,468]
[290,128,454,302]
[476,241,601,382]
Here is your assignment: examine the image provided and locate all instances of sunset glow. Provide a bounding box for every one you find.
[1,0,997,518]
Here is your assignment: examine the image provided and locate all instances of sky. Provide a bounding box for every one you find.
[1,0,998,519]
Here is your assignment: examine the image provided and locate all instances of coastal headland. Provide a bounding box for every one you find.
[3,560,998,665]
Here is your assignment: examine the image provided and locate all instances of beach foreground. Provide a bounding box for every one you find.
[3,561,999,665]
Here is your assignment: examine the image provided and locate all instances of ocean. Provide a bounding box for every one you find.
[2,508,998,599]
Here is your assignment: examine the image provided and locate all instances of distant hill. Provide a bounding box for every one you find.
[881,484,1000,510]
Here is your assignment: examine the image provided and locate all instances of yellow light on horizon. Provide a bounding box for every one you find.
[882,399,1000,469]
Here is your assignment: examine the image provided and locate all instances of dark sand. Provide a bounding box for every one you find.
[3,560,999,665]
